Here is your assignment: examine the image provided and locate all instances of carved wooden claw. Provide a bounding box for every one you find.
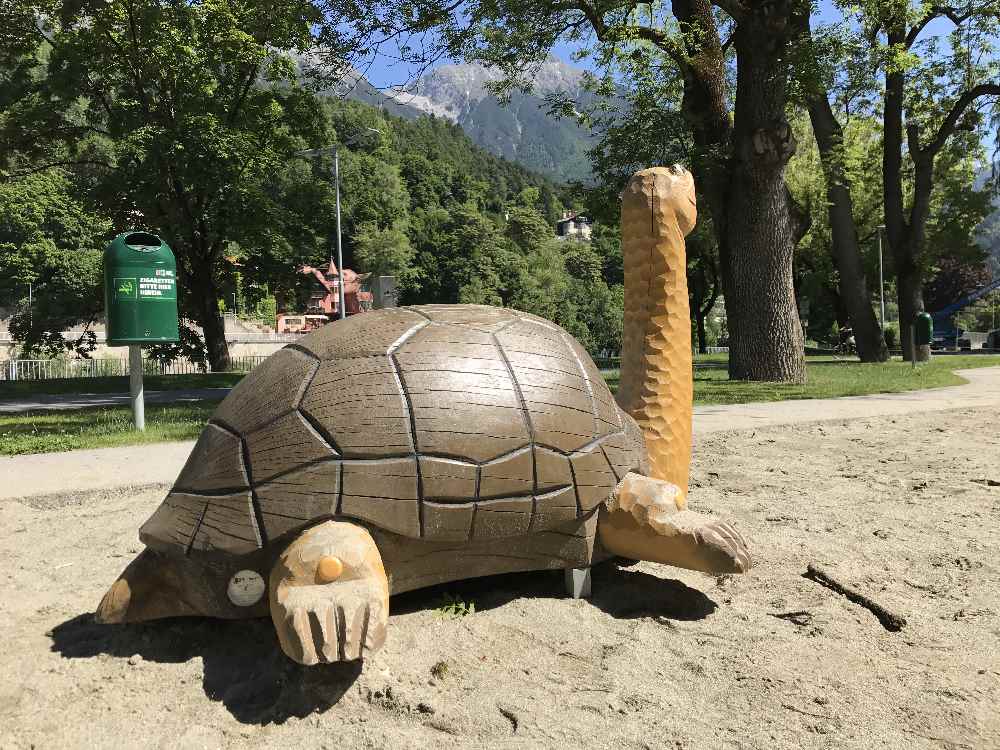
[269,521,389,665]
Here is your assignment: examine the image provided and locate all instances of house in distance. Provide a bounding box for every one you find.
[556,211,592,241]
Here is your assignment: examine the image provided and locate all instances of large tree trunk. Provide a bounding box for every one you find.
[184,256,232,372]
[883,40,935,362]
[807,93,888,362]
[897,265,926,360]
[672,0,806,382]
[724,12,806,382]
[882,36,916,362]
[200,303,232,372]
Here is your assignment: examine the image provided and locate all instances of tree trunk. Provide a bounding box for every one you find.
[687,248,717,356]
[695,313,708,354]
[200,303,231,372]
[723,14,806,382]
[184,259,232,372]
[882,29,913,361]
[897,265,926,361]
[671,0,806,382]
[807,93,888,362]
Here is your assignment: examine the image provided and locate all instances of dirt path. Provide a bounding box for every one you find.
[2,408,998,749]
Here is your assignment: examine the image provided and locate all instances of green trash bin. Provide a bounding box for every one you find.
[104,232,180,346]
[914,312,933,347]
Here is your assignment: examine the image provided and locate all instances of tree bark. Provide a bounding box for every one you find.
[723,9,806,382]
[695,312,708,354]
[881,34,916,360]
[200,302,232,372]
[182,255,232,372]
[807,92,888,362]
[672,0,806,382]
[687,238,718,355]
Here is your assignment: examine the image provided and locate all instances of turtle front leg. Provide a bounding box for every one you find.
[269,520,389,665]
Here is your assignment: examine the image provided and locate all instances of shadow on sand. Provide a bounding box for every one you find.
[49,560,716,725]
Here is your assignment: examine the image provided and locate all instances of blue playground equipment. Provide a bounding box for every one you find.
[931,276,1000,344]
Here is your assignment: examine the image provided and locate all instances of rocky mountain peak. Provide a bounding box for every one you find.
[388,56,587,122]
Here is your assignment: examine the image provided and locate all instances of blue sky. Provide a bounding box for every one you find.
[356,1,968,89]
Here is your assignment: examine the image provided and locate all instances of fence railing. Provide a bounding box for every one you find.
[1,355,267,381]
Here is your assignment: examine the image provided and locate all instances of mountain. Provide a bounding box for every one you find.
[336,59,597,184]
[385,59,596,184]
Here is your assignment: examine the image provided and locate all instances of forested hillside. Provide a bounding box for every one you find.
[313,99,624,358]
[1,87,625,362]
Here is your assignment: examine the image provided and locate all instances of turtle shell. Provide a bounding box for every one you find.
[140,305,649,557]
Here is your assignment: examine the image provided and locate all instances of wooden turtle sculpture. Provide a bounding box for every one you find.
[96,166,752,665]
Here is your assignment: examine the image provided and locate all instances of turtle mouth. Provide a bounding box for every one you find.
[95,549,201,624]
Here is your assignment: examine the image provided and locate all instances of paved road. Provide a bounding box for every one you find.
[0,388,230,413]
[2,367,998,501]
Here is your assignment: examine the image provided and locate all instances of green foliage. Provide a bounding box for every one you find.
[255,295,278,328]
[434,593,476,618]
[506,206,554,252]
[786,108,993,332]
[883,323,899,349]
[0,171,111,357]
[2,0,334,368]
[145,324,209,372]
[354,222,417,287]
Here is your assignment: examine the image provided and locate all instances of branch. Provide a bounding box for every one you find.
[804,563,907,632]
[571,1,688,70]
[228,64,260,125]
[906,4,978,47]
[922,82,1000,157]
[5,160,115,178]
[906,121,924,162]
[712,0,748,22]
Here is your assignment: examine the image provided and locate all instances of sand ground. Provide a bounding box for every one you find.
[2,408,998,749]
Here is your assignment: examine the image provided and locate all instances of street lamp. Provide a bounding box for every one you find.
[296,127,382,320]
[876,224,886,328]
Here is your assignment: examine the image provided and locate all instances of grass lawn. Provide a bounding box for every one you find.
[2,355,998,455]
[0,402,214,455]
[0,372,245,398]
[606,354,1000,404]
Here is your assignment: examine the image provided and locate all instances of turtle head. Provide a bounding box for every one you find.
[598,473,752,575]
[95,548,265,624]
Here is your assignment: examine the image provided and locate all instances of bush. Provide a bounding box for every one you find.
[883,323,898,349]
[254,296,277,329]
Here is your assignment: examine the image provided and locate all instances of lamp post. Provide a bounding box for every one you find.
[876,224,886,328]
[296,127,382,320]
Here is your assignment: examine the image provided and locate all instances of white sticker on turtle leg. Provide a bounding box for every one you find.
[228,569,266,606]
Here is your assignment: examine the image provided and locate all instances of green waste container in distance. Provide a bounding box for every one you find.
[104,232,180,346]
[914,312,934,347]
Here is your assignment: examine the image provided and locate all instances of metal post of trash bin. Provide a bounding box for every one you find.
[129,344,145,430]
